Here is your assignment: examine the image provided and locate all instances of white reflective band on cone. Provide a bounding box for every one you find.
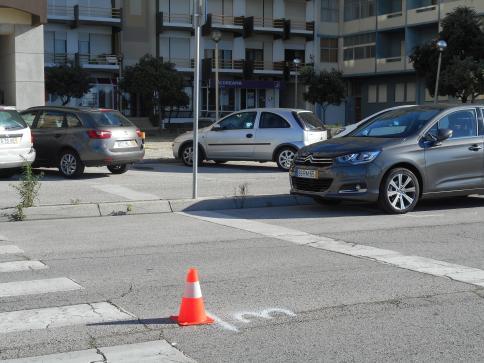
[184,282,202,298]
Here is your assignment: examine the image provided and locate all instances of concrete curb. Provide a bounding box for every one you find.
[0,194,316,222]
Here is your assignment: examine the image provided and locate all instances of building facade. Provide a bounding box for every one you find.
[317,0,484,123]
[0,0,47,110]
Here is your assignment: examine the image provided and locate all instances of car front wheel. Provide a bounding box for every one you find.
[58,150,85,178]
[276,147,296,171]
[378,168,419,214]
[108,164,128,174]
[180,143,203,166]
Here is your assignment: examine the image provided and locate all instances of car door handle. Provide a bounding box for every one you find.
[469,144,483,151]
[246,133,253,138]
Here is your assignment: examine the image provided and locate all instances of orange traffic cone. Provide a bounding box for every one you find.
[171,268,214,326]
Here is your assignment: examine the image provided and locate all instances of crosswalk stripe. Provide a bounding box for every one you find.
[2,340,195,362]
[0,260,48,273]
[0,302,135,334]
[0,277,82,298]
[0,245,24,255]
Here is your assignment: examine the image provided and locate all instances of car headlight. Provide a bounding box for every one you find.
[336,151,380,165]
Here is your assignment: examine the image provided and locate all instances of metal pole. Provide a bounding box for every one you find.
[294,64,298,109]
[193,0,202,199]
[215,42,219,122]
[434,52,442,105]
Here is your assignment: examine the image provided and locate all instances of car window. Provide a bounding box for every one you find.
[36,111,65,129]
[353,107,441,138]
[294,112,326,130]
[20,111,37,127]
[89,111,133,127]
[260,113,290,129]
[429,110,478,139]
[0,110,27,130]
[66,114,82,128]
[218,112,256,130]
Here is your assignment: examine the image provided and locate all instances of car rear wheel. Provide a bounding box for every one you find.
[180,143,203,166]
[107,164,128,174]
[276,147,296,171]
[378,168,419,214]
[58,150,85,178]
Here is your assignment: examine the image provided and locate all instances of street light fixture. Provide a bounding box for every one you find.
[434,39,447,104]
[211,29,222,122]
[293,58,301,109]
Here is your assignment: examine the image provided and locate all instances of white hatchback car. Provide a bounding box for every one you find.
[173,108,327,170]
[0,106,36,178]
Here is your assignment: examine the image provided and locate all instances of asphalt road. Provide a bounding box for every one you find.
[1,196,484,361]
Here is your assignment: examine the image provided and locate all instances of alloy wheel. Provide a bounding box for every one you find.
[182,145,193,166]
[386,173,417,212]
[278,149,295,170]
[60,154,77,176]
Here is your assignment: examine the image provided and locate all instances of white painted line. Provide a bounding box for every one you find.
[2,340,195,362]
[0,260,48,273]
[182,211,484,288]
[92,184,159,201]
[0,277,82,298]
[0,245,24,255]
[233,308,296,324]
[0,302,135,334]
[206,310,239,332]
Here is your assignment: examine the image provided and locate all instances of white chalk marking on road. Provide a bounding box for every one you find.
[92,184,159,201]
[233,308,296,324]
[0,260,48,273]
[182,211,484,288]
[206,310,239,332]
[401,213,444,218]
[0,302,135,334]
[0,277,82,298]
[2,340,196,363]
[0,245,24,255]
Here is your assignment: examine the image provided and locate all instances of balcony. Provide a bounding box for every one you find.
[343,58,376,75]
[376,56,405,72]
[252,17,285,36]
[290,19,315,39]
[377,11,404,29]
[201,14,244,37]
[47,5,122,28]
[407,4,438,25]
[45,53,120,72]
[157,12,192,33]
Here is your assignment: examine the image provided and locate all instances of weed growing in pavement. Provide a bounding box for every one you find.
[234,182,249,208]
[9,162,43,221]
[70,198,81,205]
[126,204,133,213]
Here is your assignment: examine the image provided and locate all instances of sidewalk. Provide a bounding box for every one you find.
[143,136,176,162]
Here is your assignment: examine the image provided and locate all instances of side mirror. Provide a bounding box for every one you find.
[436,128,453,142]
[211,124,223,131]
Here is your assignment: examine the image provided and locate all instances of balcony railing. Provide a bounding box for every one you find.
[211,14,242,26]
[252,17,285,28]
[45,53,120,67]
[48,5,121,19]
[291,19,314,31]
[169,58,195,68]
[162,13,192,24]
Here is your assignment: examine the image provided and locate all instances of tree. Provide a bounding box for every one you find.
[410,6,484,102]
[45,62,92,106]
[300,67,346,123]
[120,54,189,126]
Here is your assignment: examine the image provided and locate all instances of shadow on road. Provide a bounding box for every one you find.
[87,317,176,327]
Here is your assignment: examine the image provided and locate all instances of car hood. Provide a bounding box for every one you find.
[299,137,401,158]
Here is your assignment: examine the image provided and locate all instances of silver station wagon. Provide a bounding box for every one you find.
[172,108,328,170]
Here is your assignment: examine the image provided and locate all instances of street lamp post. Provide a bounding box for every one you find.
[211,30,222,122]
[434,40,447,105]
[293,58,301,109]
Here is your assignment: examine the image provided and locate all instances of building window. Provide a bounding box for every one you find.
[344,0,375,21]
[320,38,338,63]
[378,84,387,103]
[343,33,375,61]
[395,83,405,102]
[78,33,90,55]
[321,0,339,22]
[368,84,377,103]
[406,82,416,102]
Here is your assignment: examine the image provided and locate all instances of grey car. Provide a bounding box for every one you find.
[20,107,144,178]
[290,104,484,214]
[173,108,327,170]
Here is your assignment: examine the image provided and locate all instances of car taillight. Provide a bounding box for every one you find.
[87,130,112,139]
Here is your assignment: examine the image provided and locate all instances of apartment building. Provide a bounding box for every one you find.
[0,0,46,110]
[317,0,484,123]
[45,0,123,108]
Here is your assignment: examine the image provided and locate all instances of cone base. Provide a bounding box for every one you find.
[170,315,214,326]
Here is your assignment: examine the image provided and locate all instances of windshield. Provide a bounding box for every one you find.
[89,111,134,127]
[0,110,27,130]
[295,112,326,130]
[351,107,441,138]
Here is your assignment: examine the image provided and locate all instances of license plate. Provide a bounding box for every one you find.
[114,140,136,148]
[295,168,318,179]
[0,137,19,145]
